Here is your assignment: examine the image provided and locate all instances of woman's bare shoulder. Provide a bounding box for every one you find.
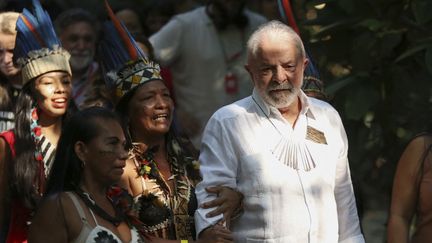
[405,134,432,154]
[29,192,84,242]
[397,133,432,173]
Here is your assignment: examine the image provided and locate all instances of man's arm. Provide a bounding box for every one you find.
[333,113,365,243]
[149,16,183,66]
[194,115,238,237]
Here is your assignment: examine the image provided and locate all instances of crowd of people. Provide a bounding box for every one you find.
[0,0,429,242]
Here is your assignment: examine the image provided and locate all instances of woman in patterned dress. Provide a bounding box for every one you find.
[115,78,238,243]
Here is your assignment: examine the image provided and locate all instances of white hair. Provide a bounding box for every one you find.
[247,20,305,60]
[0,11,19,35]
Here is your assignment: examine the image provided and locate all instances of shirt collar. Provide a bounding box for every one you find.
[252,87,315,119]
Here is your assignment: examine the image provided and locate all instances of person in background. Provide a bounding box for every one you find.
[0,12,21,132]
[251,0,282,21]
[54,8,109,109]
[99,1,238,241]
[142,0,176,37]
[149,0,267,148]
[115,6,144,36]
[195,20,364,242]
[0,0,73,241]
[29,107,144,243]
[173,0,199,14]
[387,133,432,242]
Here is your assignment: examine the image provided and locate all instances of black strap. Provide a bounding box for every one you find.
[74,187,123,226]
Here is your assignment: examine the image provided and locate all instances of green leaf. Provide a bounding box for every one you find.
[357,18,385,32]
[412,0,432,24]
[313,18,354,35]
[395,44,429,62]
[325,76,358,95]
[344,86,379,120]
[425,46,432,75]
[325,72,368,95]
[379,32,403,57]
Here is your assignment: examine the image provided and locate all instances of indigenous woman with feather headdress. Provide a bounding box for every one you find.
[98,1,240,242]
[0,0,73,242]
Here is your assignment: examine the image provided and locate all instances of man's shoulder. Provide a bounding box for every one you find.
[172,6,207,24]
[212,96,253,121]
[308,96,339,115]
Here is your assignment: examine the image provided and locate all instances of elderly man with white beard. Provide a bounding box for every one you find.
[54,8,107,109]
[195,20,365,243]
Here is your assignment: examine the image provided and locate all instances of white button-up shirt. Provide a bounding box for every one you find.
[195,89,365,243]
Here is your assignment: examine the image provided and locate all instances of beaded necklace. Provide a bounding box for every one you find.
[75,187,124,226]
[29,106,46,194]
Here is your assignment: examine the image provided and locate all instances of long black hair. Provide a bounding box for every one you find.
[12,80,74,209]
[45,106,122,194]
[12,81,40,209]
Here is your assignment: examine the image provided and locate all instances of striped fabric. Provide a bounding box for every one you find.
[39,135,56,176]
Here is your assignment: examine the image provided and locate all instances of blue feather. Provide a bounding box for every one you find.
[305,51,320,79]
[277,0,288,24]
[13,0,61,64]
[99,21,147,82]
[32,0,60,47]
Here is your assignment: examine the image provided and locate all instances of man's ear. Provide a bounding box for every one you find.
[303,58,309,71]
[74,141,87,162]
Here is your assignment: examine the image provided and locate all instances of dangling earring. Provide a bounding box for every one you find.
[81,160,86,168]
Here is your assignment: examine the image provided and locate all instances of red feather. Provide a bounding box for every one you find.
[104,0,138,60]
[282,0,300,34]
[21,14,45,46]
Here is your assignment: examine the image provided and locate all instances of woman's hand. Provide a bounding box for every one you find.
[201,186,243,227]
[197,224,234,243]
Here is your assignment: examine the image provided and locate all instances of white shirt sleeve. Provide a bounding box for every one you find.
[149,17,183,66]
[194,114,238,237]
[333,113,365,243]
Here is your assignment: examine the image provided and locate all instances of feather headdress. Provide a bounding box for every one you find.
[13,0,71,84]
[99,0,162,103]
[277,0,326,100]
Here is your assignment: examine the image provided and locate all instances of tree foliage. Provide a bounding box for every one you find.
[300,0,432,208]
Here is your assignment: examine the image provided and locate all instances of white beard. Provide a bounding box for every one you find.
[69,54,93,72]
[259,83,300,108]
